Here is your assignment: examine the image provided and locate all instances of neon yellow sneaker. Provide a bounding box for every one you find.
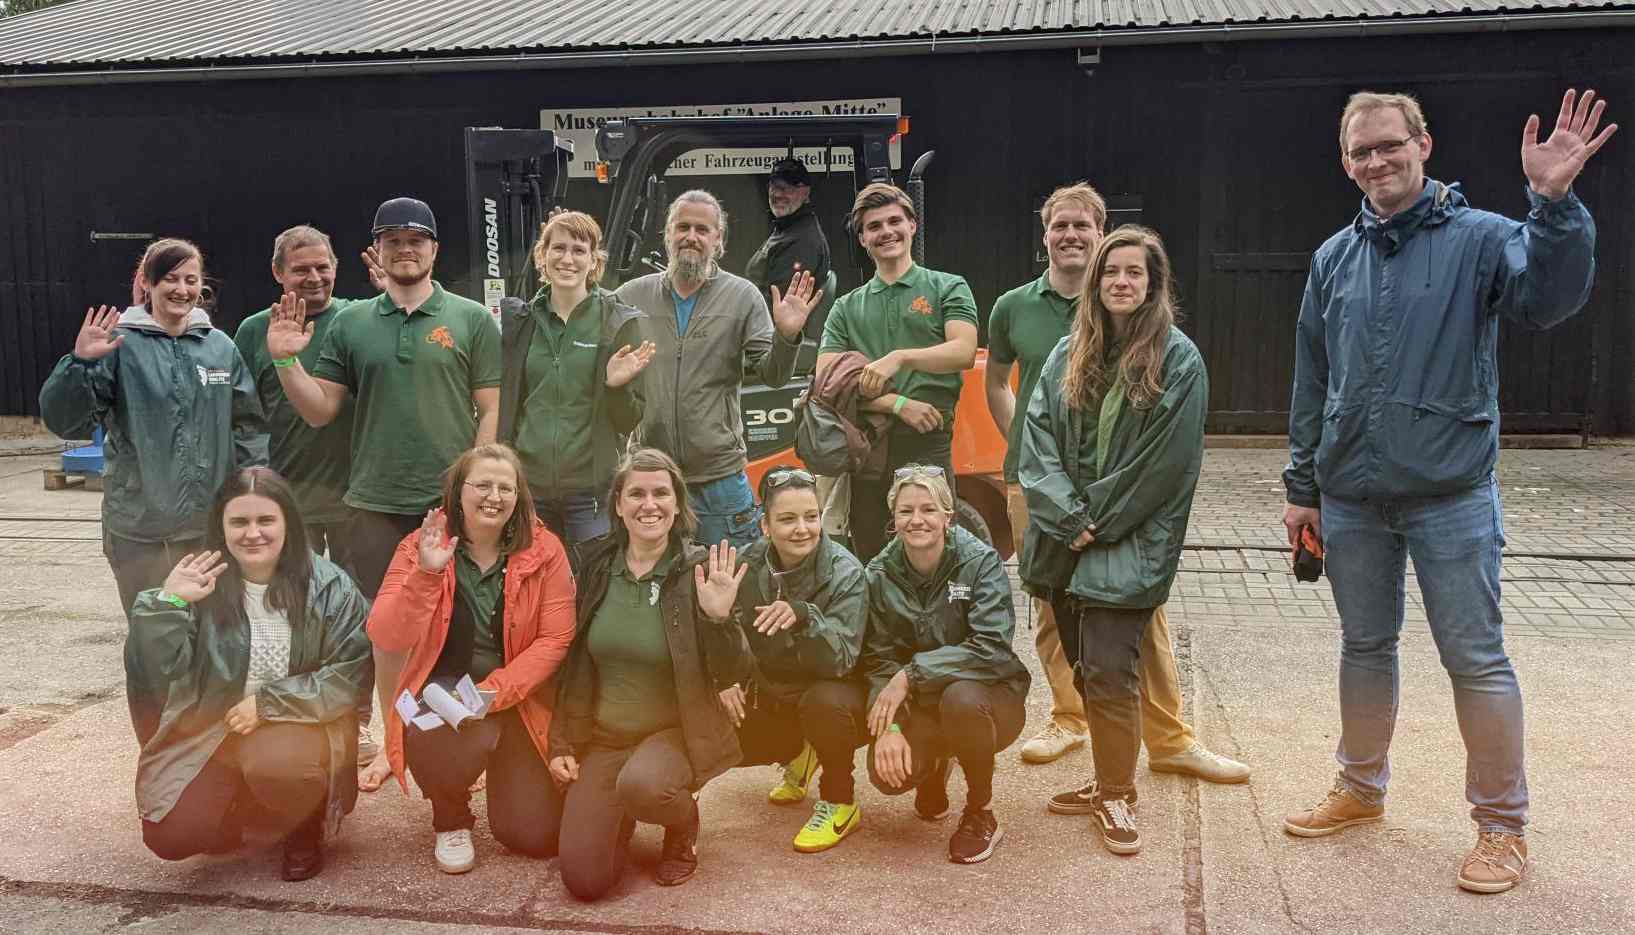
[793,800,860,853]
[768,741,819,805]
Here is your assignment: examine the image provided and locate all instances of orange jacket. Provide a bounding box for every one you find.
[367,519,576,793]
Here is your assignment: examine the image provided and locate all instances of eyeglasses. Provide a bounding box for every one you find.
[1345,135,1420,164]
[464,481,518,499]
[893,465,945,479]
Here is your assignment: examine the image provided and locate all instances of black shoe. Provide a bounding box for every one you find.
[948,809,1004,864]
[1091,790,1141,855]
[280,812,326,882]
[655,798,700,887]
[1048,777,1100,815]
[914,758,951,821]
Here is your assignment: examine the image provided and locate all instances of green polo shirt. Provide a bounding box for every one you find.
[819,263,978,427]
[988,273,1078,482]
[451,548,507,680]
[516,286,601,497]
[312,282,502,514]
[587,547,680,748]
[234,299,357,524]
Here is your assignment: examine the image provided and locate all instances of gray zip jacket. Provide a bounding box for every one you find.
[39,307,268,542]
[616,268,800,483]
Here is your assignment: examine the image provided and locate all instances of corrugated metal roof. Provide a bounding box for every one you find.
[0,0,1628,68]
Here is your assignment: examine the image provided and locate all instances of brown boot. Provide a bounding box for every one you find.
[1457,831,1527,894]
[1283,780,1385,837]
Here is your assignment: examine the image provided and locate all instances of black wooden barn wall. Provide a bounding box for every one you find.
[2,30,1631,434]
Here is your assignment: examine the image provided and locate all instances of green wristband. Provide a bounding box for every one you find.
[271,356,300,369]
[156,591,189,609]
[887,722,902,734]
[892,395,908,415]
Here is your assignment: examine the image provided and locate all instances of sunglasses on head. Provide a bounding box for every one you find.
[760,467,817,500]
[893,465,945,479]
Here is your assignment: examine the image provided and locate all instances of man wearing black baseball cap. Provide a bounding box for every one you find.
[746,157,832,341]
[265,195,501,596]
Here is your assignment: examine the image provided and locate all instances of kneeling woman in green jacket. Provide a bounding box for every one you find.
[1018,225,1207,857]
[131,468,371,882]
[715,467,868,854]
[857,465,1031,865]
[548,448,752,899]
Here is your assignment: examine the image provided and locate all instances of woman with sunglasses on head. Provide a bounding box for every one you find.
[367,444,576,875]
[846,464,1030,865]
[130,468,370,882]
[548,447,753,900]
[1017,226,1207,857]
[41,238,268,743]
[713,466,868,853]
[499,211,656,571]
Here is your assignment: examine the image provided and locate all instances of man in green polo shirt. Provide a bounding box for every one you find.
[816,182,978,560]
[234,225,359,566]
[985,182,1249,785]
[266,197,502,598]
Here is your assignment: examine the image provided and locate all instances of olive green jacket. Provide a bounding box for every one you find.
[725,533,867,704]
[127,556,372,834]
[1017,326,1207,608]
[861,525,1030,721]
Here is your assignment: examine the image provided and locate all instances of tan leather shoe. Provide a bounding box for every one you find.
[1458,831,1528,894]
[1283,780,1385,837]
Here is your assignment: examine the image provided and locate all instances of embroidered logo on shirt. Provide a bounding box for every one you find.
[910,296,934,315]
[196,366,231,386]
[650,581,661,606]
[426,326,456,349]
[947,583,972,602]
[572,340,599,349]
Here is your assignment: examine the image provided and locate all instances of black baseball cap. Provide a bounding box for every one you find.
[769,158,812,187]
[371,197,438,239]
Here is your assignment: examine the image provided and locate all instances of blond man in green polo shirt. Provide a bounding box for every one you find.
[985,182,1248,785]
[816,183,978,561]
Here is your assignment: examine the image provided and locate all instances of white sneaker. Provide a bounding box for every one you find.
[435,828,476,874]
[1019,722,1087,764]
[1148,742,1251,784]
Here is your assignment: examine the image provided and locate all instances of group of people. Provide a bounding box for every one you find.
[37,87,1613,897]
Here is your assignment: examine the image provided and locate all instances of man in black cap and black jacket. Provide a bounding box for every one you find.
[746,158,833,341]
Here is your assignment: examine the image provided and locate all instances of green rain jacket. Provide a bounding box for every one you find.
[861,525,1030,721]
[723,532,868,704]
[498,287,647,496]
[127,555,373,836]
[1017,327,1207,609]
[38,306,268,543]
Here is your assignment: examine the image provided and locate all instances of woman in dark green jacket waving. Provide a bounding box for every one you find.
[1018,225,1207,858]
[129,468,371,882]
[854,465,1030,866]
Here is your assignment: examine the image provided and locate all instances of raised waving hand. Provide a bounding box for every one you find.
[1523,88,1618,199]
[73,306,126,361]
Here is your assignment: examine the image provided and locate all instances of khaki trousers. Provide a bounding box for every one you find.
[1006,484,1195,757]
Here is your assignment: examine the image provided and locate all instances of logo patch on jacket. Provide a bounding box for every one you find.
[947,583,971,602]
[910,296,934,316]
[426,326,455,350]
[196,366,231,386]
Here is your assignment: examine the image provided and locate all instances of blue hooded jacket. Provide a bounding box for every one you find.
[1284,179,1596,505]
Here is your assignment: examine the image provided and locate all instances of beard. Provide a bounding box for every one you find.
[668,246,711,284]
[386,261,432,287]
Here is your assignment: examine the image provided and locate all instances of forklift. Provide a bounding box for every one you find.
[461,115,1009,553]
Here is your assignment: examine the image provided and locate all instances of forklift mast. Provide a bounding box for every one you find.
[462,127,574,326]
[593,114,907,285]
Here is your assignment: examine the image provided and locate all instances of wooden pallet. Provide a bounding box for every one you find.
[43,468,103,492]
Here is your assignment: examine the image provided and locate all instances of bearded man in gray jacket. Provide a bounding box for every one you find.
[616,189,820,547]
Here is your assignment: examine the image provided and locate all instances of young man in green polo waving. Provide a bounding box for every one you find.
[815,183,978,561]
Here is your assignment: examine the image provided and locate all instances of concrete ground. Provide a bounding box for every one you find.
[0,445,1631,934]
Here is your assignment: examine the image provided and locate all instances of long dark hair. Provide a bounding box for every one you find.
[1062,225,1179,411]
[204,468,313,637]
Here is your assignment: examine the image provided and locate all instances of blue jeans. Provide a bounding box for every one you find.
[688,471,760,549]
[1322,475,1527,833]
[535,491,612,573]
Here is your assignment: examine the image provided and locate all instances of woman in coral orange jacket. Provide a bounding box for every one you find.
[367,443,576,875]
